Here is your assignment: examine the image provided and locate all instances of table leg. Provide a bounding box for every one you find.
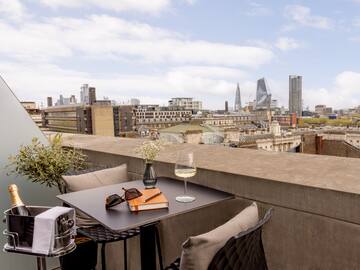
[36,257,47,270]
[140,223,157,270]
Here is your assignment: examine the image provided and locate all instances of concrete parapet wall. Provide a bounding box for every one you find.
[61,134,360,269]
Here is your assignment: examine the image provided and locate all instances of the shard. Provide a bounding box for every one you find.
[255,78,271,109]
[234,83,241,112]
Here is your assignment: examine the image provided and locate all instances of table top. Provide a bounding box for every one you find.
[57,177,233,232]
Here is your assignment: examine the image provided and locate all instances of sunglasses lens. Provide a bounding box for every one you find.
[124,188,142,200]
[106,194,125,209]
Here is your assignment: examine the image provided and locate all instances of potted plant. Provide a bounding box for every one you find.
[7,134,86,194]
[7,134,98,269]
[135,140,164,189]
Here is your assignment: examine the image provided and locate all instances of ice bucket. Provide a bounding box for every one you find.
[3,206,75,252]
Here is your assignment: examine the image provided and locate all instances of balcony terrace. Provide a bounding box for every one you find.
[58,133,360,270]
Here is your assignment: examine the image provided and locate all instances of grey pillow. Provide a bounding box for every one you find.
[179,202,259,270]
[62,164,128,227]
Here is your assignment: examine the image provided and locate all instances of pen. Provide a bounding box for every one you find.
[144,191,162,202]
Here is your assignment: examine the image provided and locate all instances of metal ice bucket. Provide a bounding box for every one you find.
[3,206,75,252]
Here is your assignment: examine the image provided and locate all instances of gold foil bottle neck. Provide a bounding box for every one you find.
[8,184,25,207]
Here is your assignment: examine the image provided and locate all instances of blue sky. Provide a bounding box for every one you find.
[1,0,360,110]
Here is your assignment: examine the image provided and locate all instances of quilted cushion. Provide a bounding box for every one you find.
[179,202,259,270]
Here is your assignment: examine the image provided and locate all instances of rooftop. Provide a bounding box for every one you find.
[159,123,219,133]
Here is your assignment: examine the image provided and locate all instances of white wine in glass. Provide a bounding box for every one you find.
[175,152,196,203]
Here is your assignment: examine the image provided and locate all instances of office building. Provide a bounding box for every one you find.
[255,78,272,110]
[225,101,229,113]
[289,75,302,117]
[168,97,202,111]
[20,101,42,127]
[89,87,96,105]
[134,104,192,129]
[47,97,53,107]
[80,84,89,104]
[42,103,119,136]
[234,83,241,112]
[69,95,77,104]
[113,105,135,136]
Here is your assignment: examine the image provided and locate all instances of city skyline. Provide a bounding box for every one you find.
[0,1,360,110]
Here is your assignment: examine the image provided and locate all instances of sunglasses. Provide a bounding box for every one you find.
[105,188,143,209]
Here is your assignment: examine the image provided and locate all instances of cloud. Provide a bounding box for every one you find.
[284,5,333,30]
[0,15,274,67]
[0,2,276,109]
[303,71,360,109]
[275,37,301,51]
[39,0,172,14]
[0,61,252,109]
[244,2,272,17]
[182,0,197,5]
[0,0,26,21]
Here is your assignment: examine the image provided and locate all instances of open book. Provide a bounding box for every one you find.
[127,188,169,211]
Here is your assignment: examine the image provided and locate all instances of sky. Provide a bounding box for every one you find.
[1,0,360,110]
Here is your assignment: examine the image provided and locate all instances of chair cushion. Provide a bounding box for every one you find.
[62,164,128,227]
[63,164,128,192]
[179,202,259,270]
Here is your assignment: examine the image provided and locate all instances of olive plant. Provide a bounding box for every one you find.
[7,134,86,194]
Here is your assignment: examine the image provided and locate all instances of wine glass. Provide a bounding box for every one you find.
[175,151,196,203]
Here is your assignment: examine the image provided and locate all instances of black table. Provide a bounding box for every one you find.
[57,177,233,270]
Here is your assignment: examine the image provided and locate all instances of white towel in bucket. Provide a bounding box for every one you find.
[32,206,75,255]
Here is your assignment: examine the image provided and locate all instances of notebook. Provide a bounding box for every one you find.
[127,188,169,212]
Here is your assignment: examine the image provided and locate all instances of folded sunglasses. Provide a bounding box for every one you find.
[105,187,143,209]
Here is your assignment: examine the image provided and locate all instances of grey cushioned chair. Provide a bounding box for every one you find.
[165,208,272,270]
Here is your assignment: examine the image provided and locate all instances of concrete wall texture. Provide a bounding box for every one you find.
[62,134,360,270]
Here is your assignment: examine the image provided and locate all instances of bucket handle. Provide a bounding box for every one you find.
[3,230,19,250]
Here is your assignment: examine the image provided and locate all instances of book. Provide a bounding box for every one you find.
[127,188,169,212]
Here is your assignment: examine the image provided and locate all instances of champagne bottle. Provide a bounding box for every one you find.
[8,184,30,216]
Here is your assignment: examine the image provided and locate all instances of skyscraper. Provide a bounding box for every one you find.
[289,75,302,117]
[225,101,228,112]
[89,87,96,105]
[234,83,241,112]
[80,84,89,104]
[255,78,271,110]
[47,97,53,107]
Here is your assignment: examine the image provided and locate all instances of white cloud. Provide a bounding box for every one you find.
[284,5,333,30]
[0,61,252,109]
[0,2,276,109]
[39,0,171,14]
[182,0,197,5]
[303,71,360,109]
[170,66,248,80]
[0,0,26,21]
[244,2,272,16]
[0,15,274,67]
[275,37,301,51]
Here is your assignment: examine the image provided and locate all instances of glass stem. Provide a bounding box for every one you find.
[184,178,187,195]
